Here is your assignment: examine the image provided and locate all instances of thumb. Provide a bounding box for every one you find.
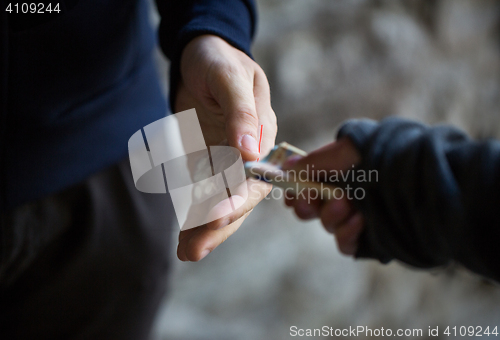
[213,72,260,161]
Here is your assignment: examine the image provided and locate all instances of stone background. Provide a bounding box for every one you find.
[151,1,500,339]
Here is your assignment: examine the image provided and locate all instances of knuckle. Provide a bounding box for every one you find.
[237,106,257,118]
[212,67,233,85]
[212,61,248,84]
[233,108,258,128]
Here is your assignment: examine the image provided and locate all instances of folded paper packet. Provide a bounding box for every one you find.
[244,142,337,198]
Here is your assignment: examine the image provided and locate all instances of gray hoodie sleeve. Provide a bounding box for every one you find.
[337,117,500,282]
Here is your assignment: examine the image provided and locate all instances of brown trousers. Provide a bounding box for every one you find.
[0,157,175,339]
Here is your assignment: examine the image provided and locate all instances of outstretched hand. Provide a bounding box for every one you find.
[174,35,277,261]
[283,138,365,256]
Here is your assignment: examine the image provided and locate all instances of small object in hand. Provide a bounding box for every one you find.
[245,142,336,198]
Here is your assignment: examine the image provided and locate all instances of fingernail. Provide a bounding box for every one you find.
[199,249,211,260]
[240,134,259,154]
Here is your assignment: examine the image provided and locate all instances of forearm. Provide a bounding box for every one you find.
[338,117,500,280]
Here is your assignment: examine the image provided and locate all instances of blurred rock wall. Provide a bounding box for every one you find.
[255,0,500,143]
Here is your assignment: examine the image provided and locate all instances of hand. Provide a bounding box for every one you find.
[174,35,277,261]
[283,138,364,256]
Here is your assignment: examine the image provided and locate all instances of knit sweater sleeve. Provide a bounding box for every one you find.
[337,117,500,282]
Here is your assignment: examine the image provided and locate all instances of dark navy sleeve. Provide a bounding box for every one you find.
[337,117,500,282]
[155,0,257,111]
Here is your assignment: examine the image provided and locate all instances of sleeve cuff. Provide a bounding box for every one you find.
[336,118,379,154]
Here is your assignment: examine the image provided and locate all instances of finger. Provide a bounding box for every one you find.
[177,225,207,262]
[290,196,321,220]
[253,66,277,158]
[177,226,202,262]
[177,210,252,262]
[320,197,354,234]
[206,178,271,230]
[333,212,364,255]
[283,186,297,207]
[178,227,198,243]
[284,138,361,181]
[211,66,261,161]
